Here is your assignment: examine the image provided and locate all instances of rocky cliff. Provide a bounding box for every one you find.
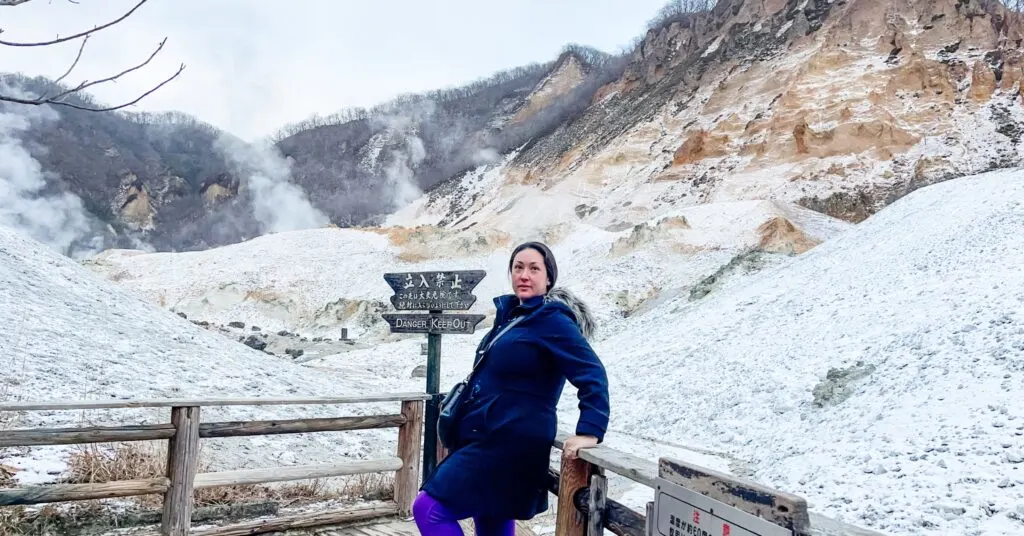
[3,1,1021,255]
[388,0,1023,241]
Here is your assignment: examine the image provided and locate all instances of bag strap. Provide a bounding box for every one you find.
[462,315,524,382]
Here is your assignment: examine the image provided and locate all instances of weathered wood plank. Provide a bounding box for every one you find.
[459,518,540,536]
[574,488,645,536]
[189,503,398,536]
[547,443,878,536]
[193,458,404,488]
[645,502,654,536]
[556,450,592,536]
[29,500,279,534]
[587,472,607,536]
[394,400,424,517]
[0,423,175,447]
[0,477,170,506]
[553,431,657,487]
[162,406,201,536]
[199,414,405,438]
[0,392,432,412]
[659,457,810,535]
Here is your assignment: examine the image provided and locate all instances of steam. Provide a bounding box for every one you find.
[471,147,501,166]
[384,130,426,207]
[0,97,96,257]
[215,135,329,234]
[374,101,439,209]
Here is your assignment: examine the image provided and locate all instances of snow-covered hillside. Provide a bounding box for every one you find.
[85,199,849,344]
[86,169,1024,536]
[0,224,406,477]
[11,160,1024,535]
[593,169,1024,535]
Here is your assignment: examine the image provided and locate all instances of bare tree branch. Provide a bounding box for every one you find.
[0,0,151,47]
[0,62,185,112]
[49,34,88,88]
[0,0,184,112]
[45,37,170,101]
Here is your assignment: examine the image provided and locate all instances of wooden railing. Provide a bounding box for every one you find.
[547,432,886,536]
[3,396,888,536]
[0,393,429,536]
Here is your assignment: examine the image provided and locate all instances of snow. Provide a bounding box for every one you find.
[6,160,1024,534]
[702,36,723,58]
[0,224,405,479]
[387,148,519,228]
[88,197,846,346]
[3,446,67,485]
[776,20,794,38]
[84,227,399,338]
[598,170,1024,535]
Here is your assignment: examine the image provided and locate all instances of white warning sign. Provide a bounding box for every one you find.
[653,478,793,536]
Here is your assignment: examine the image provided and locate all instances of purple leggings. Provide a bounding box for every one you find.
[412,491,515,536]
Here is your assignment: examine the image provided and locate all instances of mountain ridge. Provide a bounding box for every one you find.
[389,0,1024,240]
[2,0,1023,257]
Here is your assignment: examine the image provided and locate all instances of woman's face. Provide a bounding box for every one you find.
[511,248,547,300]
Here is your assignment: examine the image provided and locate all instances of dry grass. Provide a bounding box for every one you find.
[0,502,109,536]
[65,443,165,486]
[0,464,16,488]
[62,442,394,508]
[0,434,395,534]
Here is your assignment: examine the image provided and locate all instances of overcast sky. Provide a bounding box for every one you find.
[0,0,667,140]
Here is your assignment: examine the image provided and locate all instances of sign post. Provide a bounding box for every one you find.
[382,270,486,480]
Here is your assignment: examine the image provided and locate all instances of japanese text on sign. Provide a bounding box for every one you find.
[383,270,485,311]
[653,478,791,536]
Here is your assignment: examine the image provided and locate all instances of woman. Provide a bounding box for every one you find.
[413,241,610,536]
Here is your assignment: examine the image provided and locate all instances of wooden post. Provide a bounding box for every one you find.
[394,400,424,517]
[161,406,201,536]
[587,471,607,536]
[423,324,442,480]
[555,450,592,536]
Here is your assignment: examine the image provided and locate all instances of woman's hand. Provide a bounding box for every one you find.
[563,434,599,459]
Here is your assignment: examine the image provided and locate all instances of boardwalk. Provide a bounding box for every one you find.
[289,519,421,535]
[282,518,539,535]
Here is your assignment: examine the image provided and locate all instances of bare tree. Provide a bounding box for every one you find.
[0,0,184,111]
[646,0,717,31]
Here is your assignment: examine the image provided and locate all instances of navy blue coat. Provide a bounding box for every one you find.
[422,290,610,520]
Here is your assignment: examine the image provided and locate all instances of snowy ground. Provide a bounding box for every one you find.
[0,224,408,474]
[595,170,1024,535]
[5,169,1024,535]
[0,197,831,518]
[83,199,846,345]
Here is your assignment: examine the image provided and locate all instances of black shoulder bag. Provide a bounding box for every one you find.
[437,315,524,448]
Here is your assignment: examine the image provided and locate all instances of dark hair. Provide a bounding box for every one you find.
[508,241,558,291]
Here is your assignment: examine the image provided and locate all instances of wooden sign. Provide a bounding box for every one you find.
[653,478,792,536]
[381,268,487,483]
[653,456,810,536]
[382,313,486,335]
[383,270,486,311]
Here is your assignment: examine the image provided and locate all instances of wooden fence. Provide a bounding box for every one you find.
[0,393,430,536]
[1,395,887,536]
[545,432,885,536]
